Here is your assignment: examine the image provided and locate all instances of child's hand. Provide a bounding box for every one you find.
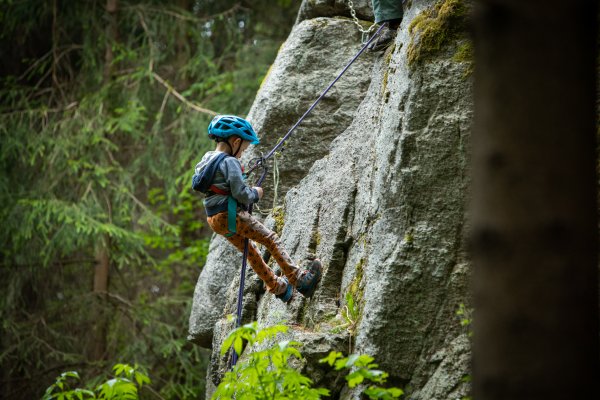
[254,187,264,199]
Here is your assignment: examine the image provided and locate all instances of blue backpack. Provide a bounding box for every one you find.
[191,152,230,193]
[191,153,238,237]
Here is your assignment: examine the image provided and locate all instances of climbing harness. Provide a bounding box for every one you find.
[229,22,387,368]
[347,0,377,44]
[208,185,238,237]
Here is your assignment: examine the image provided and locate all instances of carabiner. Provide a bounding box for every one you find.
[361,31,370,44]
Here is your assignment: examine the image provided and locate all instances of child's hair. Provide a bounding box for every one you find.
[209,134,241,143]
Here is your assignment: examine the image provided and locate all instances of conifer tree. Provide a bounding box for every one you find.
[0,1,300,397]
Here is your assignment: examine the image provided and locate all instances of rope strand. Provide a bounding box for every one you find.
[246,22,387,177]
[253,151,281,217]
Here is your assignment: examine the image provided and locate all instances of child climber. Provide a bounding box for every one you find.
[193,115,322,303]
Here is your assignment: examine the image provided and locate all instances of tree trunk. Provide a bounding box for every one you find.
[90,241,110,360]
[89,0,118,362]
[471,1,599,399]
[103,0,118,82]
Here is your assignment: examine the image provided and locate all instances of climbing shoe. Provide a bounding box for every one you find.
[275,277,293,303]
[295,259,323,298]
[368,18,402,52]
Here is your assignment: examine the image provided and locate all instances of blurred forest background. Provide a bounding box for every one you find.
[0,0,300,398]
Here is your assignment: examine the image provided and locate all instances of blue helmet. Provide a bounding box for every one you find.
[208,115,260,145]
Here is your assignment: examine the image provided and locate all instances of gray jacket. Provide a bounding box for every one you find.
[195,151,259,216]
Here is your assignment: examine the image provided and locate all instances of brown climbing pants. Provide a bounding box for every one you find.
[207,210,300,293]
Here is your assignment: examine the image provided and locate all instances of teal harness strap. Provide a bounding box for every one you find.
[224,196,237,237]
[224,172,249,237]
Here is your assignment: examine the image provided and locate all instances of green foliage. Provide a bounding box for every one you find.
[456,302,473,336]
[96,364,150,400]
[0,0,300,398]
[213,322,330,400]
[213,322,403,399]
[406,0,471,66]
[320,352,404,399]
[43,371,95,400]
[345,292,359,325]
[333,291,360,335]
[456,303,473,400]
[330,263,364,335]
[43,364,150,400]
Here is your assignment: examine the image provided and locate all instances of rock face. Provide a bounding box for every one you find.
[189,0,474,398]
[189,13,376,349]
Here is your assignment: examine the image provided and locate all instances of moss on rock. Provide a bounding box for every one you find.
[348,258,365,303]
[308,229,321,254]
[381,43,396,99]
[452,41,473,63]
[406,0,471,67]
[452,40,474,76]
[271,205,286,235]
